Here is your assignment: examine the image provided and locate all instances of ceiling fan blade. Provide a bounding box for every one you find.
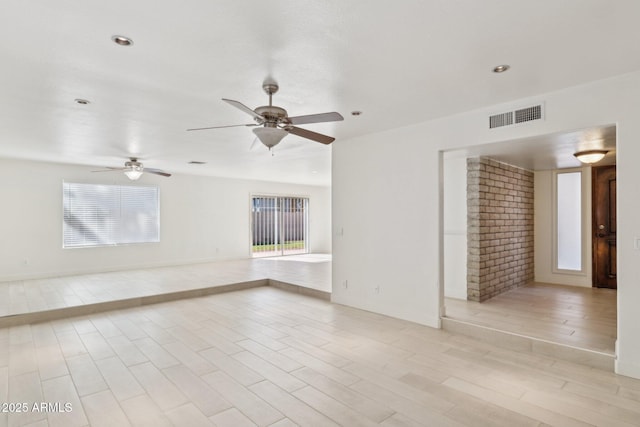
[91,167,125,172]
[222,98,264,122]
[187,123,258,131]
[287,112,344,125]
[145,168,172,177]
[286,126,335,145]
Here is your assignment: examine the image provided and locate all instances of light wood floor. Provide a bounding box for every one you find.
[445,283,617,354]
[1,286,639,427]
[0,260,634,426]
[0,256,331,318]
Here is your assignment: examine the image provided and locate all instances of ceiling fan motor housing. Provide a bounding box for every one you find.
[125,159,143,171]
[254,106,288,126]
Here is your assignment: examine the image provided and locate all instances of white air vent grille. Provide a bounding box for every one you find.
[515,105,542,124]
[489,112,513,129]
[489,104,543,129]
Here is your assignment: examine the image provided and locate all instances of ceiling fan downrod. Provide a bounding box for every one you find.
[263,83,279,107]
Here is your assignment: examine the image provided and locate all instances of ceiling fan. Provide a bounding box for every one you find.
[187,81,344,150]
[92,158,171,180]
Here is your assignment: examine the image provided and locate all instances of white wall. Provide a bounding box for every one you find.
[333,71,640,379]
[0,158,331,281]
[332,132,440,325]
[534,168,592,287]
[443,157,468,299]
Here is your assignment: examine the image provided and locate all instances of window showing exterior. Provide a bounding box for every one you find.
[251,196,309,257]
[63,182,160,248]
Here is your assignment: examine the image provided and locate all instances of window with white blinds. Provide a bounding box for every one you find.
[63,182,160,248]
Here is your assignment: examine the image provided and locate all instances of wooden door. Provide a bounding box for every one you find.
[592,165,617,289]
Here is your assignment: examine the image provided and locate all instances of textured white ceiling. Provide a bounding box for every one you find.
[0,1,637,185]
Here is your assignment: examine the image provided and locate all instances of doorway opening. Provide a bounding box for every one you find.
[441,124,617,356]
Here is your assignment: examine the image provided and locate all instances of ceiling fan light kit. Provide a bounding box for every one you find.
[124,162,144,180]
[188,81,344,149]
[252,126,288,148]
[124,159,145,180]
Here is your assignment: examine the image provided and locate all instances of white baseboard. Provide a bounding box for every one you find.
[615,358,640,380]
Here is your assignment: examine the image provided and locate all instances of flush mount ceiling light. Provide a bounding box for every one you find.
[573,149,608,164]
[493,64,510,73]
[111,35,133,46]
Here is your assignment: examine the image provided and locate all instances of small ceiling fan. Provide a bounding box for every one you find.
[92,158,171,180]
[187,81,344,150]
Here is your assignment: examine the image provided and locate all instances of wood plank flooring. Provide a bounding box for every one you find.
[0,256,331,320]
[444,282,617,354]
[2,286,639,427]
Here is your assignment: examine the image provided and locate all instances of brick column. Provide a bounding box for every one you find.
[466,158,534,301]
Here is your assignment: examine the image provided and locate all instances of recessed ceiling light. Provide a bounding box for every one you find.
[188,161,207,165]
[351,111,362,116]
[111,35,133,46]
[493,64,510,73]
[74,98,90,105]
[312,170,318,174]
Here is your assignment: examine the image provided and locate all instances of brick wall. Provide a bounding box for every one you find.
[467,158,534,302]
